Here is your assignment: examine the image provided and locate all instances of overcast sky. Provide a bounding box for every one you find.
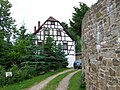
[9,0,98,33]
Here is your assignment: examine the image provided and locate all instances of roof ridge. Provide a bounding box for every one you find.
[47,16,58,21]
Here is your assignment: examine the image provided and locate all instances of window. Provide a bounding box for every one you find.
[63,42,68,50]
[45,30,49,35]
[57,30,61,36]
[37,41,43,46]
[44,27,50,35]
[51,21,55,25]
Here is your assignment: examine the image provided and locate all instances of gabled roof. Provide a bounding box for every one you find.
[47,16,59,22]
[33,16,75,41]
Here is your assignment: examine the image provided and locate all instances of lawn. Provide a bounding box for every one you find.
[68,70,83,90]
[42,70,76,90]
[0,68,67,90]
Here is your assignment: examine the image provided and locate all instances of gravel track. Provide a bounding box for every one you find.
[24,69,74,90]
[56,70,80,90]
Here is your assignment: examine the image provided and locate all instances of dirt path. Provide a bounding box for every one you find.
[25,69,74,90]
[56,70,80,90]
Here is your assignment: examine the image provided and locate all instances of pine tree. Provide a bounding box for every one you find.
[0,0,15,42]
[55,43,68,68]
[69,2,89,52]
[0,0,15,67]
[43,35,55,57]
[0,31,10,67]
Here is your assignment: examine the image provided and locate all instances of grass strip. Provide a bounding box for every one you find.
[68,70,81,90]
[42,69,76,90]
[0,68,67,90]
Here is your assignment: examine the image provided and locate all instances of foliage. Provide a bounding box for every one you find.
[20,64,36,79]
[9,25,32,66]
[61,22,69,30]
[55,43,68,68]
[75,36,82,52]
[24,35,68,72]
[70,2,89,37]
[0,68,67,90]
[0,65,5,87]
[80,72,86,90]
[43,35,55,57]
[55,43,65,60]
[0,64,37,87]
[0,0,70,87]
[0,0,15,68]
[0,0,15,42]
[0,0,89,87]
[0,30,12,68]
[68,71,82,90]
[19,34,68,76]
[5,64,21,85]
[43,37,68,69]
[62,2,89,52]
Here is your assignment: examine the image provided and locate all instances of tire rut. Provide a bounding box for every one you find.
[56,70,80,90]
[24,69,74,90]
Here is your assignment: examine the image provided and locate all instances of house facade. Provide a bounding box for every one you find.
[33,16,75,67]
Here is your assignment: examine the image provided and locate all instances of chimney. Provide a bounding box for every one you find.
[34,26,36,33]
[38,21,40,29]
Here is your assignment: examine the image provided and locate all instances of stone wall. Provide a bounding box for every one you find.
[82,0,120,90]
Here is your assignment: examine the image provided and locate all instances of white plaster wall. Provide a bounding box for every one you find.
[66,55,75,68]
[67,41,76,68]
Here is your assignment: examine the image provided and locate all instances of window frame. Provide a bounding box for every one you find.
[63,42,68,50]
[51,21,55,25]
[37,41,43,46]
[57,30,61,36]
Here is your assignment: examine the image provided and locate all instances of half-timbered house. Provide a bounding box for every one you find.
[33,16,75,67]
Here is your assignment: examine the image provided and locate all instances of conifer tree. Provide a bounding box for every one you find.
[0,0,15,67]
[70,2,89,37]
[0,0,15,42]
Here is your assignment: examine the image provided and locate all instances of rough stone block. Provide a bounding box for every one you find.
[109,68,116,76]
[116,85,120,90]
[90,63,98,73]
[103,60,107,66]
[82,0,120,89]
[112,58,120,66]
[108,86,116,90]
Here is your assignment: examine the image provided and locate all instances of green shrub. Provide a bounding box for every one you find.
[5,64,36,85]
[80,72,86,90]
[0,65,5,87]
[21,62,48,74]
[20,64,36,79]
[61,59,68,68]
[7,64,21,84]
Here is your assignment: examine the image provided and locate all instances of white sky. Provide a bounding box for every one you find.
[9,0,97,33]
